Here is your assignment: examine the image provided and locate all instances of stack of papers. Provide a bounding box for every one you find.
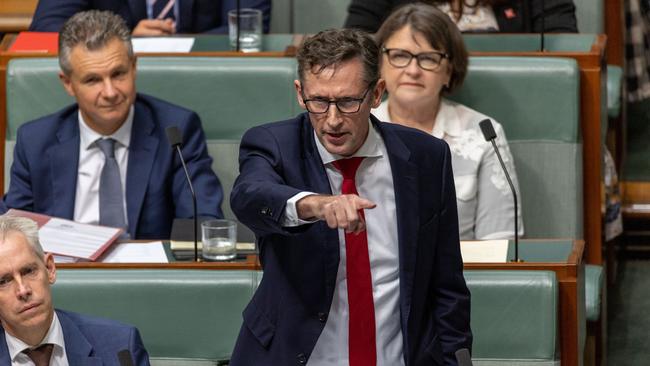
[460,240,509,263]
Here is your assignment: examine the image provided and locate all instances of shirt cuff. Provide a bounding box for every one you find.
[282,191,319,227]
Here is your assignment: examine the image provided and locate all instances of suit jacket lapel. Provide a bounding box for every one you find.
[49,113,80,219]
[57,311,102,365]
[126,98,159,238]
[372,117,419,337]
[178,0,195,32]
[0,329,11,364]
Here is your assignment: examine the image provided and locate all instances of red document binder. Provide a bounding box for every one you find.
[8,32,59,53]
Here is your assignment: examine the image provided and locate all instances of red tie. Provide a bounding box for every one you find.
[332,157,376,366]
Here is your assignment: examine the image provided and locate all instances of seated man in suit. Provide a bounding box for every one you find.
[29,0,271,36]
[2,10,223,239]
[230,28,471,365]
[0,215,150,365]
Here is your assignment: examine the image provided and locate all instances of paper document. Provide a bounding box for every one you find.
[39,218,121,260]
[53,255,80,264]
[132,37,195,53]
[102,242,169,263]
[460,240,509,263]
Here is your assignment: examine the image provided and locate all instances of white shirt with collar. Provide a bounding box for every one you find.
[5,312,69,366]
[73,106,134,226]
[283,120,405,365]
[374,98,523,240]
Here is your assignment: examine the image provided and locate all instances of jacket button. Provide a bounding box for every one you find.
[297,353,307,364]
[318,312,327,322]
[260,207,270,215]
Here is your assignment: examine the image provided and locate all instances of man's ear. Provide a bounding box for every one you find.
[59,72,75,98]
[294,80,307,110]
[370,79,386,108]
[44,253,56,285]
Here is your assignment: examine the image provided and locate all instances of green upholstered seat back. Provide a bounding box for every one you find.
[450,57,582,238]
[573,0,604,34]
[465,270,558,365]
[5,57,301,217]
[271,0,351,33]
[52,269,258,364]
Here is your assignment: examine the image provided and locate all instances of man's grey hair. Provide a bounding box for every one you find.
[59,10,134,75]
[0,215,44,259]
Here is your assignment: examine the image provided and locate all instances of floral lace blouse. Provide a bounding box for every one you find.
[373,98,524,240]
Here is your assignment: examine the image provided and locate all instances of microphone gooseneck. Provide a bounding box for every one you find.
[479,119,520,262]
[165,126,199,262]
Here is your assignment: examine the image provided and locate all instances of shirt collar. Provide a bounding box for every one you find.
[78,105,134,150]
[5,312,65,362]
[432,98,463,138]
[314,118,384,165]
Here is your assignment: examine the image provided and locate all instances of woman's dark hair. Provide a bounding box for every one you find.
[375,3,469,93]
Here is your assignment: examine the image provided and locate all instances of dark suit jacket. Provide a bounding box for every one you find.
[344,0,577,33]
[229,113,471,365]
[0,309,150,365]
[29,0,271,34]
[1,93,223,239]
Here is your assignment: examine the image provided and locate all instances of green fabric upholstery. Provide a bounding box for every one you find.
[463,34,596,53]
[53,269,257,365]
[450,57,583,239]
[573,0,604,34]
[585,264,604,322]
[467,270,559,365]
[607,65,623,118]
[293,0,350,34]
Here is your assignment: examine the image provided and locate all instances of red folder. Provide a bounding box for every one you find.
[8,32,59,53]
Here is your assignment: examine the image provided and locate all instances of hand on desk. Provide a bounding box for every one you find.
[133,19,175,36]
[296,194,376,234]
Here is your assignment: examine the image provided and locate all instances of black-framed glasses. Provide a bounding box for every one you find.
[302,86,372,114]
[382,48,448,71]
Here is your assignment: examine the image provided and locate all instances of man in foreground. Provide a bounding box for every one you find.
[230,28,471,365]
[0,215,150,365]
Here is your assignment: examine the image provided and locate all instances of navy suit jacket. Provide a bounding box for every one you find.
[1,93,223,239]
[230,113,472,365]
[0,309,150,365]
[345,0,577,33]
[29,0,271,34]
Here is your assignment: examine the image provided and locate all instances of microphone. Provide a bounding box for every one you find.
[165,126,199,262]
[117,350,134,366]
[455,348,473,366]
[479,119,521,262]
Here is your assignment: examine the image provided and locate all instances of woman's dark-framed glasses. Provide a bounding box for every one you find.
[382,48,448,71]
[302,87,371,114]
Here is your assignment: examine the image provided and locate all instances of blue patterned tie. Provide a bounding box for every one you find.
[96,138,126,230]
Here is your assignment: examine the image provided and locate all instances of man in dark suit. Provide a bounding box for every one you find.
[29,0,271,35]
[344,0,577,33]
[1,10,223,239]
[230,28,471,365]
[0,215,150,365]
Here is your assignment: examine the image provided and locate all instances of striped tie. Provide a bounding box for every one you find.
[152,0,175,20]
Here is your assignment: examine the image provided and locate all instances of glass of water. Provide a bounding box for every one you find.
[201,219,237,261]
[228,8,263,52]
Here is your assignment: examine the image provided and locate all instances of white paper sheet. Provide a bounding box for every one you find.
[460,240,509,263]
[102,241,169,263]
[39,218,121,259]
[132,37,195,53]
[52,255,80,263]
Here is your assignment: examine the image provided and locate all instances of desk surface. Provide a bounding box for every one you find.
[0,0,37,33]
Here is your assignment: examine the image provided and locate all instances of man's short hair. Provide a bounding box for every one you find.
[296,28,380,88]
[375,3,469,93]
[58,10,134,76]
[0,215,44,260]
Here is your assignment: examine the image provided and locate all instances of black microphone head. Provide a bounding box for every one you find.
[117,350,135,366]
[455,348,473,366]
[165,126,183,147]
[479,119,497,141]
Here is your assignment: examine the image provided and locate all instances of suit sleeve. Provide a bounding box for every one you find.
[172,112,224,219]
[529,0,578,32]
[29,0,89,32]
[433,143,473,364]
[129,328,151,366]
[344,0,398,33]
[1,127,35,213]
[208,0,271,33]
[230,126,304,236]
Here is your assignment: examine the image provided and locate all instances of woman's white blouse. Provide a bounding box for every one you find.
[373,98,524,240]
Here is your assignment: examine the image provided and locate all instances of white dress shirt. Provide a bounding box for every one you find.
[5,312,69,366]
[284,121,405,365]
[73,107,133,226]
[373,98,523,240]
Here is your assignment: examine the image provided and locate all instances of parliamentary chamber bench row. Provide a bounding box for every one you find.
[5,56,587,365]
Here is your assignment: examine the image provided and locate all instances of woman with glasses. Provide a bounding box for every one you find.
[374,3,523,240]
[345,0,577,34]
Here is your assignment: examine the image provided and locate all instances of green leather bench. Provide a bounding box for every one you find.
[52,269,558,365]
